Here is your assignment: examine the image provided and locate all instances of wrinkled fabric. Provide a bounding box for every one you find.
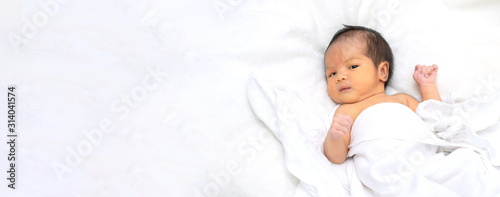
[349,103,500,196]
[248,74,500,197]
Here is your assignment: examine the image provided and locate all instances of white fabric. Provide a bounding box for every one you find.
[2,0,500,196]
[247,77,350,197]
[349,102,500,196]
[247,76,500,196]
[416,93,500,168]
[349,103,432,147]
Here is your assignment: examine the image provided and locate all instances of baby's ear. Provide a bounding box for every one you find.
[378,61,389,82]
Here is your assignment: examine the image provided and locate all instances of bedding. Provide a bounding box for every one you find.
[349,103,500,196]
[247,75,500,196]
[1,0,500,196]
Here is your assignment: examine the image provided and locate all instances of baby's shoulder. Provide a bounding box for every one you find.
[390,93,411,103]
[389,93,419,111]
[335,103,366,122]
[336,102,360,113]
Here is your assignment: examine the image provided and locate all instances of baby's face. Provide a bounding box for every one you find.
[324,41,386,104]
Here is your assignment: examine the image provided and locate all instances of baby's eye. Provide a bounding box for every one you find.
[349,65,359,69]
[329,72,336,77]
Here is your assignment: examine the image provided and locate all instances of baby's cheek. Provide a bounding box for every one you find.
[327,86,334,98]
[328,89,338,102]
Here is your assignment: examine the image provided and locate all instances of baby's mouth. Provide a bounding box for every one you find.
[339,87,351,92]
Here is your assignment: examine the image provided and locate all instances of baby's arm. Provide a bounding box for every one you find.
[413,64,441,101]
[324,107,352,164]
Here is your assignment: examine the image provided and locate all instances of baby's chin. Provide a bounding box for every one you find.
[331,97,355,105]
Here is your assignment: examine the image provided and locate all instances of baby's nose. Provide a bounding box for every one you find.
[336,73,347,81]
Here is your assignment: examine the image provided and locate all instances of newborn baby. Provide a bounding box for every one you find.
[322,25,500,196]
[322,25,440,164]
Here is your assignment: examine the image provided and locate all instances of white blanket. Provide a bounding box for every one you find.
[247,75,500,196]
[3,0,500,196]
[349,103,500,196]
[247,76,351,197]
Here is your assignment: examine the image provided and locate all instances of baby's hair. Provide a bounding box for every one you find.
[326,25,394,86]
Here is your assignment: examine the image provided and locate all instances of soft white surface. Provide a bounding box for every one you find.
[350,103,500,196]
[1,0,500,196]
[247,77,348,196]
[247,76,500,196]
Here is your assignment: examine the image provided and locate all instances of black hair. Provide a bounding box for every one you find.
[326,25,394,86]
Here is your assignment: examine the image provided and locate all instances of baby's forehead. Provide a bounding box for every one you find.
[329,38,367,58]
[325,37,372,68]
[333,33,367,50]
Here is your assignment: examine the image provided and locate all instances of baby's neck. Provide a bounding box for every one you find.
[357,92,387,103]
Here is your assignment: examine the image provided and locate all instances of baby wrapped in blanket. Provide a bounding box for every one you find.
[323,25,500,196]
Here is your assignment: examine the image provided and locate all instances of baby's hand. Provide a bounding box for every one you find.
[328,113,353,140]
[413,64,438,86]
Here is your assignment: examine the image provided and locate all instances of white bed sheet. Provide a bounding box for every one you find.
[1,0,500,196]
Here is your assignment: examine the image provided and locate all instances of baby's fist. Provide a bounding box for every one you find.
[328,113,353,140]
[413,64,438,86]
